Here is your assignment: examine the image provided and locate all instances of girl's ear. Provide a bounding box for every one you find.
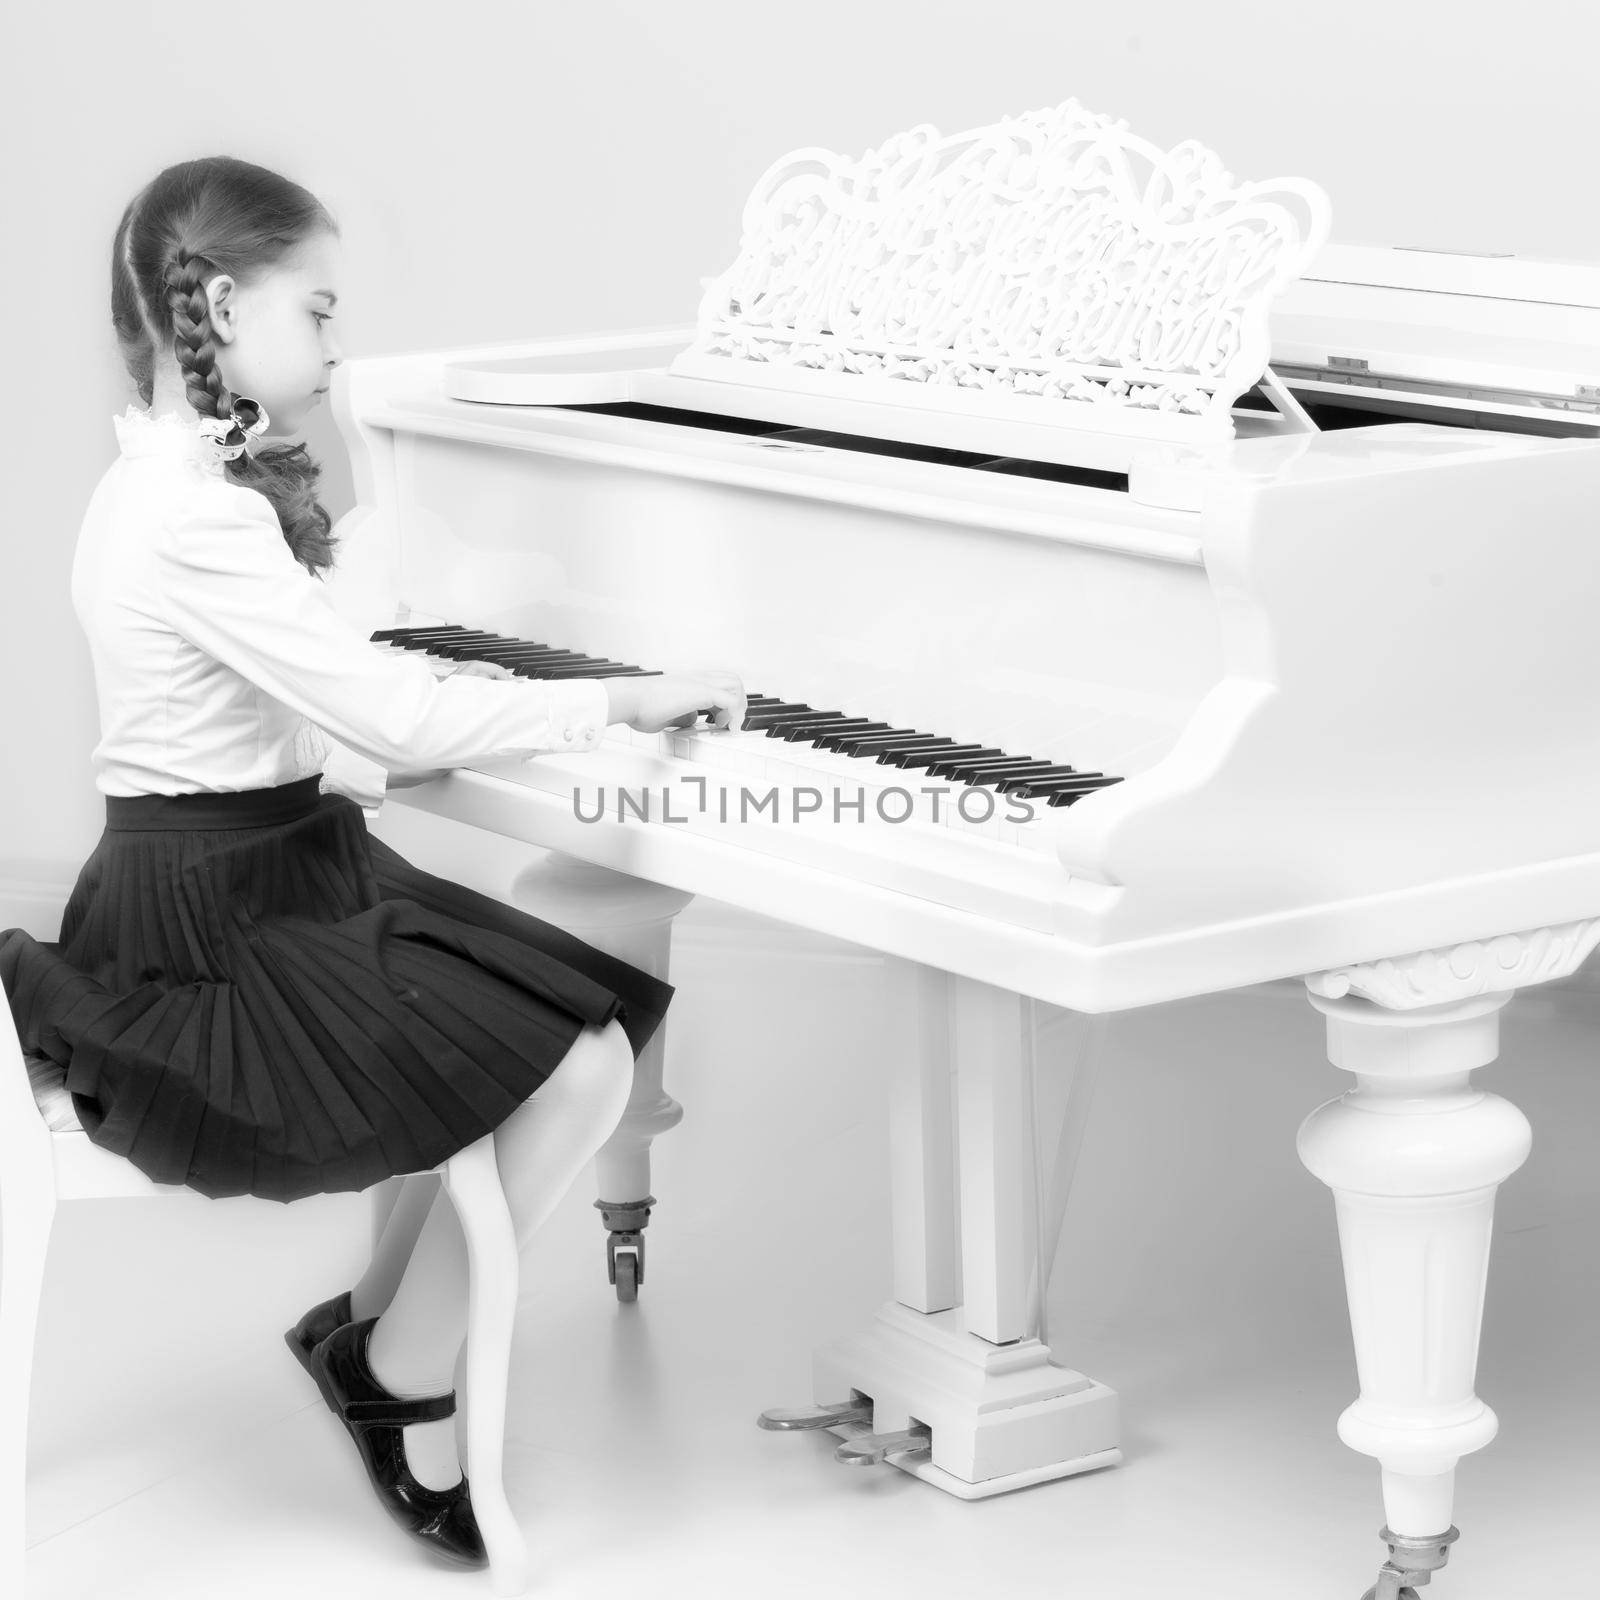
[207,275,240,343]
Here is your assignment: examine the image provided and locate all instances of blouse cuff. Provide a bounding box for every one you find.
[546,678,611,752]
[318,737,391,817]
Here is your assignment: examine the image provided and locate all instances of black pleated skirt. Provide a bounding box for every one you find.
[0,775,673,1203]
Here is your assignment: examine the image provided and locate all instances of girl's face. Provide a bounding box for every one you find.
[208,230,344,438]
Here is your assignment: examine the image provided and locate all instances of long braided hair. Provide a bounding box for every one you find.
[111,157,338,576]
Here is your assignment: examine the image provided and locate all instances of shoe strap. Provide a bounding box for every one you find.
[343,1391,457,1427]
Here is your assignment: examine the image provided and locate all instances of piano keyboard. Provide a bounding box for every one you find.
[372,623,1124,855]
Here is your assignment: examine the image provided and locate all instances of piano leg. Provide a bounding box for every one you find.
[1298,987,1532,1598]
[507,852,695,1303]
[802,964,1120,1498]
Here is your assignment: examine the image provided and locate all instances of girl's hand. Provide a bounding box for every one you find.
[611,670,746,734]
[447,660,516,680]
[449,657,748,734]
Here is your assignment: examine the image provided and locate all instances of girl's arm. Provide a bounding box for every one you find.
[379,674,745,789]
[156,484,611,769]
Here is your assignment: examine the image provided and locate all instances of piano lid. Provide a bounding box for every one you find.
[1270,244,1600,428]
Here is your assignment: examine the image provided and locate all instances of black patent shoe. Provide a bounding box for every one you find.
[310,1315,488,1569]
[284,1289,354,1413]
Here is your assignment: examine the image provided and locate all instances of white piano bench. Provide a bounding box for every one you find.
[508,851,694,1305]
[0,994,533,1599]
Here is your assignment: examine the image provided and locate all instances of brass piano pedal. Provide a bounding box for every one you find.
[756,1398,873,1432]
[834,1423,933,1468]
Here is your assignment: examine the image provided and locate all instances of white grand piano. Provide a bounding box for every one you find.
[325,100,1600,1600]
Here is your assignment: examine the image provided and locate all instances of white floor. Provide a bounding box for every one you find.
[20,863,1600,1599]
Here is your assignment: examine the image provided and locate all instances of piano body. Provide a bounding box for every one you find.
[327,101,1600,1597]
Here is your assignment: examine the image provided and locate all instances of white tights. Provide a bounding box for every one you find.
[351,1017,635,1489]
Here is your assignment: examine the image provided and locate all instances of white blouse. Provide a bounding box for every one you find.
[76,405,610,816]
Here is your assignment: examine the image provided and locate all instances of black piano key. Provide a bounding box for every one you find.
[760,712,853,736]
[386,630,497,655]
[411,629,504,645]
[949,756,1052,779]
[834,737,941,760]
[1041,778,1124,806]
[540,660,633,677]
[881,741,975,769]
[524,658,611,675]
[822,724,912,743]
[821,726,920,747]
[372,625,471,642]
[503,653,590,668]
[423,633,509,656]
[766,711,863,733]
[857,734,957,759]
[922,749,1012,778]
[472,641,573,654]
[444,641,558,659]
[959,760,1062,788]
[436,640,539,661]
[932,757,1043,782]
[1012,776,1125,803]
[485,647,588,662]
[1022,775,1122,795]
[741,704,822,727]
[525,655,632,672]
[813,723,897,751]
[511,656,595,676]
[778,717,878,742]
[953,756,1054,779]
[1008,770,1113,792]
[994,766,1099,794]
[849,737,956,761]
[926,755,1037,781]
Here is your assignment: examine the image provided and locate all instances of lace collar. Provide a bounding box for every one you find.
[112,403,230,476]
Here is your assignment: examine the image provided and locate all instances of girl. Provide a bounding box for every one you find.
[0,155,745,1570]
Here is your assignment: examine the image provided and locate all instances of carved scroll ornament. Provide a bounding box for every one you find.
[1306,919,1600,1009]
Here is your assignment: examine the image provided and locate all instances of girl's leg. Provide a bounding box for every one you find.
[349,1173,442,1321]
[363,1018,635,1490]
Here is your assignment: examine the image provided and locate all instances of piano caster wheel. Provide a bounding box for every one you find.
[595,1196,653,1304]
[611,1247,639,1303]
[1359,1526,1460,1600]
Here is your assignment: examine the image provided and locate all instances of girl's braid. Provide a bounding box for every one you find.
[163,250,232,422]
